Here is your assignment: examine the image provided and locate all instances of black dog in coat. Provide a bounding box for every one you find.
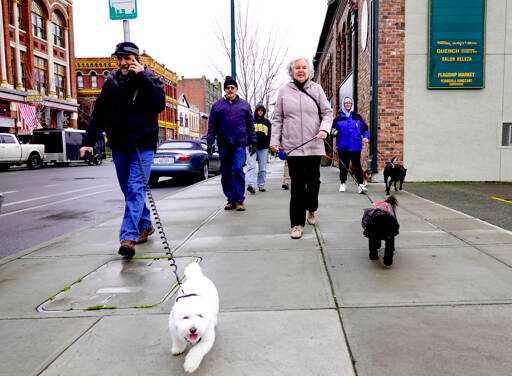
[361,196,399,266]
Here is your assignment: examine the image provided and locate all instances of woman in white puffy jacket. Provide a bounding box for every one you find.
[270,57,333,239]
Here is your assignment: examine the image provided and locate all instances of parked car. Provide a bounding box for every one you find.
[149,139,221,186]
[0,133,45,170]
[32,128,106,167]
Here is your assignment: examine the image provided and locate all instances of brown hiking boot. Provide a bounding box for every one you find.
[136,227,155,244]
[118,240,136,259]
[224,202,236,210]
[236,201,246,211]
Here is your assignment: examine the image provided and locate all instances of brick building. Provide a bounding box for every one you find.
[76,51,179,142]
[177,76,222,137]
[0,0,79,137]
[314,0,511,181]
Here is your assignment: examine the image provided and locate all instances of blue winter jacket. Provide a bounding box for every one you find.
[331,109,369,152]
[206,96,256,147]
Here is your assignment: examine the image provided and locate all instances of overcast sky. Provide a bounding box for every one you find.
[73,0,328,82]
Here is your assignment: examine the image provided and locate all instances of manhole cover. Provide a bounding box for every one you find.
[38,256,198,312]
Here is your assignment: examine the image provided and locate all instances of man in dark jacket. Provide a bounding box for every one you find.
[246,103,271,193]
[207,76,256,211]
[79,42,165,259]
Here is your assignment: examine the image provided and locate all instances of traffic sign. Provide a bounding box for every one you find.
[109,0,137,20]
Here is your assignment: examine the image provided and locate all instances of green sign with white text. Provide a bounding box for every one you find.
[109,0,137,20]
[428,0,486,89]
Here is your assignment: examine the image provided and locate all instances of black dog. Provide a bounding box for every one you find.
[361,196,399,266]
[383,157,407,195]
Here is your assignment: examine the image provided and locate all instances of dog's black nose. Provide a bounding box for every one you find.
[190,327,197,334]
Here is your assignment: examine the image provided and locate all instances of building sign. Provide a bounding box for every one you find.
[428,0,486,89]
[109,0,137,20]
[25,95,44,102]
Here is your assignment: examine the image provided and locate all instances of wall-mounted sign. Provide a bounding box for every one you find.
[428,0,486,89]
[109,0,137,20]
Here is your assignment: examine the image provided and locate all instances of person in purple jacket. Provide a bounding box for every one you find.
[331,96,369,194]
[207,76,256,211]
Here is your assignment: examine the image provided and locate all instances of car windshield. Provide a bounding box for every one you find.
[158,142,197,150]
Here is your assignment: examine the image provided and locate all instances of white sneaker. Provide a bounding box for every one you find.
[358,184,367,194]
[339,183,346,192]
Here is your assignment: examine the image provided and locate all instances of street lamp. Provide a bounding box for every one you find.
[230,0,236,80]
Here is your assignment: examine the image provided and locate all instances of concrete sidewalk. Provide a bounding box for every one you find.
[1,160,512,376]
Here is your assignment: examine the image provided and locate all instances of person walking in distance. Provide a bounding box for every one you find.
[207,76,256,211]
[270,57,333,239]
[246,103,272,194]
[80,42,166,259]
[331,96,369,194]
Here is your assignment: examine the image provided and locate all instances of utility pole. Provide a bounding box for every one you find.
[123,19,130,42]
[230,0,236,80]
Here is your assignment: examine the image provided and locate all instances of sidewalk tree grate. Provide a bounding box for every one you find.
[37,256,199,312]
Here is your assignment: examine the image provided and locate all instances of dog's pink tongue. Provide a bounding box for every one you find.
[189,334,198,341]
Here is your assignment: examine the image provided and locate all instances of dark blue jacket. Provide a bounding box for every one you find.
[206,96,256,147]
[331,110,369,152]
[82,67,166,151]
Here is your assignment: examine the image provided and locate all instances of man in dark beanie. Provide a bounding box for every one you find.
[80,42,165,259]
[207,76,256,211]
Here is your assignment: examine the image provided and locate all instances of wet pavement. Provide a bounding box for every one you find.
[1,161,512,376]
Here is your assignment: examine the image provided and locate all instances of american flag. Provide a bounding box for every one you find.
[17,103,42,135]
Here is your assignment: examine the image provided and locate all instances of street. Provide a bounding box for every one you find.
[0,161,188,259]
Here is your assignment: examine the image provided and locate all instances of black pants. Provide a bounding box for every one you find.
[339,150,363,184]
[287,156,322,227]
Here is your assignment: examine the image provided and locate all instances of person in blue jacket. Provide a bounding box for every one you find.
[207,76,256,211]
[331,96,369,194]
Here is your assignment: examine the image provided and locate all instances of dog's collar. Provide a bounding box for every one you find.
[175,293,198,302]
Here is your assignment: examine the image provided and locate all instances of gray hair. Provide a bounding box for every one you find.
[287,56,315,80]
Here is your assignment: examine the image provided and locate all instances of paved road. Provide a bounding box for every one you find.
[0,161,188,259]
[404,182,512,231]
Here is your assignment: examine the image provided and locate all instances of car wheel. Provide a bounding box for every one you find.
[201,162,209,180]
[148,175,159,187]
[27,153,42,169]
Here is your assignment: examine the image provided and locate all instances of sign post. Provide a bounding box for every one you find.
[427,0,486,89]
[109,0,137,42]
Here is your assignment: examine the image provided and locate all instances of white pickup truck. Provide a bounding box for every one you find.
[0,133,45,170]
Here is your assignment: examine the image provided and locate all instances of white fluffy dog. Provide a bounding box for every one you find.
[169,262,219,373]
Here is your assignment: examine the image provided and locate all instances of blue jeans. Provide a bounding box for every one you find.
[112,149,154,243]
[219,145,246,203]
[246,148,268,187]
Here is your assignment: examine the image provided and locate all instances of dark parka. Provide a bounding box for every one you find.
[253,103,272,150]
[206,95,256,147]
[82,67,166,151]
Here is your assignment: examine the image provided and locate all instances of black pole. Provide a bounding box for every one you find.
[230,0,236,80]
[369,0,379,173]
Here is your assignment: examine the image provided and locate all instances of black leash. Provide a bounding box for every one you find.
[331,130,391,161]
[283,137,317,156]
[323,140,376,206]
[134,147,185,294]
